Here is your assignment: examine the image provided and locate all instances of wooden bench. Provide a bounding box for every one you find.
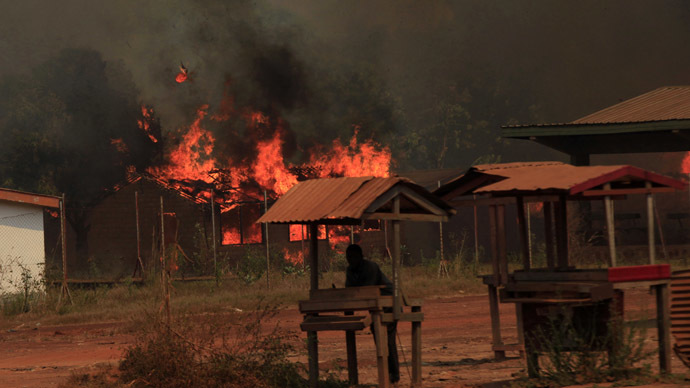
[299,285,423,388]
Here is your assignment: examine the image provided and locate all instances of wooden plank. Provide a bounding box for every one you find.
[310,285,384,300]
[299,299,382,313]
[581,187,677,196]
[381,312,424,323]
[512,269,608,282]
[504,281,611,293]
[300,315,372,331]
[543,202,555,270]
[365,212,448,222]
[500,297,594,304]
[656,283,672,374]
[611,279,670,290]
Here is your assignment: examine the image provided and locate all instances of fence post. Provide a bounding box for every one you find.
[57,193,72,308]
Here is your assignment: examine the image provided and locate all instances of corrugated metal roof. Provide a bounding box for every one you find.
[573,86,690,125]
[474,163,625,193]
[257,176,454,224]
[397,168,466,191]
[438,162,686,198]
[503,86,690,129]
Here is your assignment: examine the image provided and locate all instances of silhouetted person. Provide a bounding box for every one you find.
[345,244,400,384]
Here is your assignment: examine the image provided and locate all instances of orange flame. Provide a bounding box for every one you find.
[310,129,391,178]
[138,106,159,143]
[282,248,304,265]
[682,153,690,175]
[147,105,215,183]
[110,138,128,153]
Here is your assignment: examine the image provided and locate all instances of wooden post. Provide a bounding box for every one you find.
[604,183,617,267]
[543,202,555,270]
[211,192,218,284]
[655,283,672,373]
[309,223,319,292]
[411,305,422,386]
[646,182,655,265]
[393,196,401,320]
[264,190,270,289]
[497,204,508,284]
[346,330,358,385]
[488,284,505,360]
[555,196,569,269]
[57,194,72,307]
[526,203,532,268]
[489,205,500,286]
[438,180,444,263]
[516,197,530,271]
[307,222,319,388]
[372,311,390,388]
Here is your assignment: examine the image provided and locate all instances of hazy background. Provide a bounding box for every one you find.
[2,0,690,176]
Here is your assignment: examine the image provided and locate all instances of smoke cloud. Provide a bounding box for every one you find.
[2,0,690,170]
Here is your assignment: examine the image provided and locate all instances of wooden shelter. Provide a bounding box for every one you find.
[436,161,687,376]
[257,176,455,388]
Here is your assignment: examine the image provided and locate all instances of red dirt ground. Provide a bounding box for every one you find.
[0,290,687,388]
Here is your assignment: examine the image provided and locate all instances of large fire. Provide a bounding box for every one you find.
[137,81,392,259]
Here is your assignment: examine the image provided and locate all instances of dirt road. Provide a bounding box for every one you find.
[0,290,685,387]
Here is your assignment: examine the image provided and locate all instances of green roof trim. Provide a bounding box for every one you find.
[502,119,690,138]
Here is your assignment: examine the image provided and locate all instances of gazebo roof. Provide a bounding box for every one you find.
[436,161,686,202]
[257,176,455,225]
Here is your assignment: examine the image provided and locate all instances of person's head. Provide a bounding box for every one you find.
[346,244,363,267]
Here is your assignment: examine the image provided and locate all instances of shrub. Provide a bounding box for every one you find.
[119,305,307,388]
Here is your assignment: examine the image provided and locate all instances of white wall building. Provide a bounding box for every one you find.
[0,189,60,294]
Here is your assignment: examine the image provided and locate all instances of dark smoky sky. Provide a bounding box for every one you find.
[3,0,690,169]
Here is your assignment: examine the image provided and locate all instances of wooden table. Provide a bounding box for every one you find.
[481,267,672,376]
[299,286,424,387]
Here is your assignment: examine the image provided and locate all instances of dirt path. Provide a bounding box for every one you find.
[0,291,686,387]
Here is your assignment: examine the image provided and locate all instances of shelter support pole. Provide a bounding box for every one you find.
[411,305,422,386]
[604,183,617,267]
[543,202,555,270]
[393,196,401,320]
[497,204,508,284]
[555,195,569,269]
[373,311,390,388]
[488,284,505,360]
[646,182,655,265]
[489,205,500,285]
[307,223,319,388]
[161,196,171,327]
[473,195,479,268]
[655,282,672,374]
[516,197,530,271]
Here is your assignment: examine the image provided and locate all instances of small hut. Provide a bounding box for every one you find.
[436,161,687,375]
[258,176,455,388]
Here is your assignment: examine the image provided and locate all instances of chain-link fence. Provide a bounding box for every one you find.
[0,208,46,295]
